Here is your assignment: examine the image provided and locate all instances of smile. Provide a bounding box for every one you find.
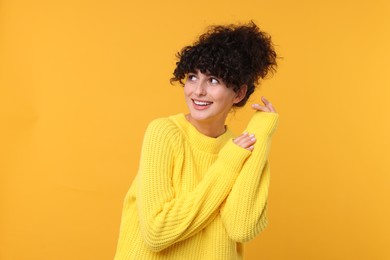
[192,99,213,106]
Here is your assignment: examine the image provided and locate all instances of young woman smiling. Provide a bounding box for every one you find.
[115,21,279,260]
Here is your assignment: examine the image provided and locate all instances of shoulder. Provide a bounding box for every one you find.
[144,115,182,145]
[146,115,180,134]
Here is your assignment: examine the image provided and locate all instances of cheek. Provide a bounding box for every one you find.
[213,89,236,102]
[183,84,191,96]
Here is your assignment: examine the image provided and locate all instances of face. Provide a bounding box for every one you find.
[184,70,243,127]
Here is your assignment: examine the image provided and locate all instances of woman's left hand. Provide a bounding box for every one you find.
[251,96,277,113]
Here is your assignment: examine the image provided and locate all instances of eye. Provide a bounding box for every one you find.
[187,74,197,81]
[209,77,220,84]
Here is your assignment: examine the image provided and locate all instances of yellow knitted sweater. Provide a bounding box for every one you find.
[115,112,279,259]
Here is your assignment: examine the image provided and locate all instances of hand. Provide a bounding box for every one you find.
[233,132,256,151]
[251,96,277,113]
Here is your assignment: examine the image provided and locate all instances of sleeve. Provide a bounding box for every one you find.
[220,112,279,242]
[137,118,252,252]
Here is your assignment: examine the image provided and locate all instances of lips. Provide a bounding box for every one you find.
[191,99,213,110]
[193,99,213,106]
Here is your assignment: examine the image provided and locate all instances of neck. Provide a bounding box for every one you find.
[185,114,226,138]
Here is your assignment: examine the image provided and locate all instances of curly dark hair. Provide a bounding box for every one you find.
[170,21,277,107]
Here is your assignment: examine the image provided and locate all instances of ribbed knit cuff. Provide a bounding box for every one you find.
[218,139,251,172]
[246,112,279,137]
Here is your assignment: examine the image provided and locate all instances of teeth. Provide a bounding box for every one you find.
[194,100,212,106]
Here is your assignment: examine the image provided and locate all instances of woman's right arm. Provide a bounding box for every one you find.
[137,118,251,252]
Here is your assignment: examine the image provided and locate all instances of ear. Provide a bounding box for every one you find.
[233,85,248,104]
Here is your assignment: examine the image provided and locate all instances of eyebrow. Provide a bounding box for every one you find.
[190,69,213,76]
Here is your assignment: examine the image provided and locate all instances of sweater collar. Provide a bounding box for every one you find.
[170,113,233,154]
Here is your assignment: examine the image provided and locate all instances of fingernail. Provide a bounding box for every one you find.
[251,137,256,141]
[249,134,254,138]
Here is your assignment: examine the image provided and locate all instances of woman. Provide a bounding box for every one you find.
[115,21,279,259]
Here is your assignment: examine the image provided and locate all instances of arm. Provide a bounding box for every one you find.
[220,111,279,242]
[137,118,251,252]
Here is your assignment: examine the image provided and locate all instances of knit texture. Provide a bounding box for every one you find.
[115,112,279,259]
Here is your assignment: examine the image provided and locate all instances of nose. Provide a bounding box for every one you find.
[194,80,207,96]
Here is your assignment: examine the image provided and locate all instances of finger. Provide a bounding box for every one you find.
[242,135,256,148]
[235,134,256,148]
[268,103,277,113]
[234,135,250,146]
[262,96,277,112]
[233,132,248,144]
[262,96,273,110]
[252,104,271,112]
[233,133,253,146]
[261,96,270,105]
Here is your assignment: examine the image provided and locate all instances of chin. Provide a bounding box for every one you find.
[189,112,208,121]
[190,109,223,124]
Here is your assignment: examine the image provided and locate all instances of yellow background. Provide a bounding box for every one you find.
[1,0,389,259]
